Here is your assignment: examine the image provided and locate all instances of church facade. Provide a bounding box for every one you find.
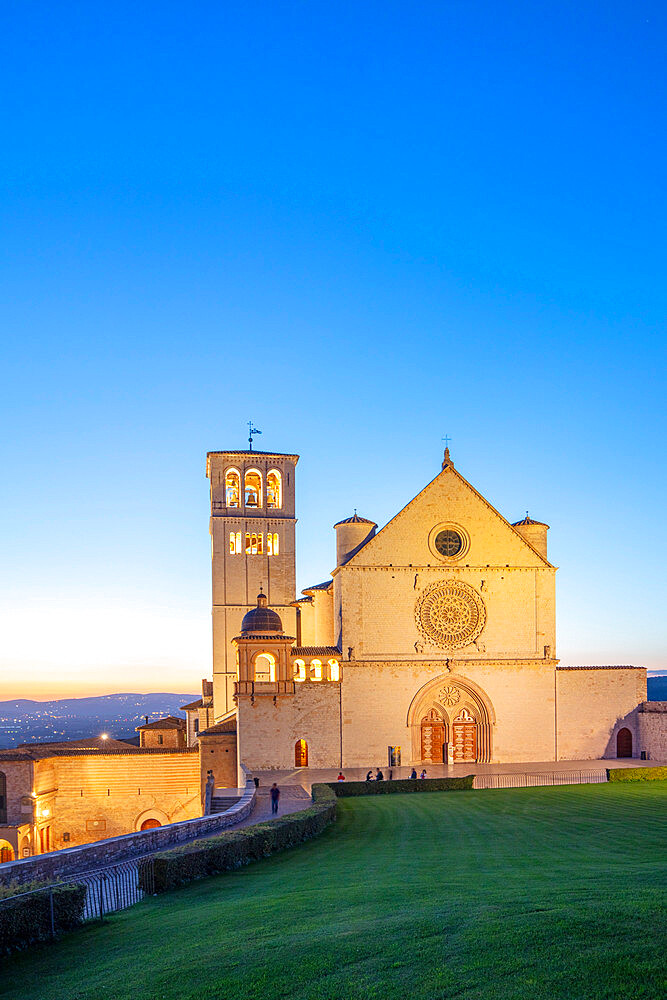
[204,447,647,772]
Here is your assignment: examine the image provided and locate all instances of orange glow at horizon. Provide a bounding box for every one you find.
[0,601,209,702]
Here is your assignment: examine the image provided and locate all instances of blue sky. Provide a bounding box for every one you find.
[0,2,665,696]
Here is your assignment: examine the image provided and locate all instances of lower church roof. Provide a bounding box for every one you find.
[291,646,341,657]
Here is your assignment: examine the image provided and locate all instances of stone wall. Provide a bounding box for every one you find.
[556,667,647,760]
[0,781,256,886]
[638,702,667,762]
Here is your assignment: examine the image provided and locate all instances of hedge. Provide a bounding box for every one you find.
[147,783,337,893]
[0,881,86,955]
[323,776,474,796]
[607,766,667,782]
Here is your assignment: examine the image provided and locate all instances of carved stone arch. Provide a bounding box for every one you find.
[407,674,495,763]
[135,808,169,832]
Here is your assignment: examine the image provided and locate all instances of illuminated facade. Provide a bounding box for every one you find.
[207,446,650,772]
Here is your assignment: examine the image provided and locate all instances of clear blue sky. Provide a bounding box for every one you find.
[1,1,665,697]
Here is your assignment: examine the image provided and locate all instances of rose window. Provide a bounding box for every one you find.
[440,685,460,707]
[415,580,486,649]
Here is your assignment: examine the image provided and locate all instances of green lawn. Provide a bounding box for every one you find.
[4,783,666,1000]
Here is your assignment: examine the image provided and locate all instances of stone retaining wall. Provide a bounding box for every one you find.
[0,781,256,886]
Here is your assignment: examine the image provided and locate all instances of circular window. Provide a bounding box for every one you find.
[434,529,463,557]
[428,523,469,561]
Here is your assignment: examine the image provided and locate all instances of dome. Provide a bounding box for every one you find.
[240,592,283,634]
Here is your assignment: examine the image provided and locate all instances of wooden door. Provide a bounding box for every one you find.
[0,844,14,864]
[452,709,477,761]
[295,739,308,767]
[421,709,445,763]
[616,727,632,758]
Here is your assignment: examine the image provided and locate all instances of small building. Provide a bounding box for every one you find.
[0,736,200,860]
[135,716,187,749]
[181,679,215,747]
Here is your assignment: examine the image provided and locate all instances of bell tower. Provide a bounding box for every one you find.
[206,448,299,717]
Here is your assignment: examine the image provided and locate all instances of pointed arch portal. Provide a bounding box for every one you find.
[408,675,495,764]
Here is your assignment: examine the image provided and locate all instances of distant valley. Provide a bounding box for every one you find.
[0,692,197,749]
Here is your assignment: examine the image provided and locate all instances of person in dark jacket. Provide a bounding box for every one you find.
[376,768,384,781]
[270,783,280,814]
[365,770,374,781]
[410,768,417,779]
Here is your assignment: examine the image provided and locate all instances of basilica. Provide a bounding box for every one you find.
[197,446,647,776]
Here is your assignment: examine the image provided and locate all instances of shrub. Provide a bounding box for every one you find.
[323,776,474,797]
[607,766,667,782]
[0,881,86,955]
[150,784,337,893]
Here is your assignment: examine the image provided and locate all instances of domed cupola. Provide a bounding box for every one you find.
[511,513,550,560]
[240,590,284,634]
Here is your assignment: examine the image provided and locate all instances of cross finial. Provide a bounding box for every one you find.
[441,435,454,469]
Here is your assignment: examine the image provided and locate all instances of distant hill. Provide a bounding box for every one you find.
[647,676,667,701]
[0,692,198,749]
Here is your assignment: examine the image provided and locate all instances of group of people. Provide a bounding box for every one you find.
[335,767,428,781]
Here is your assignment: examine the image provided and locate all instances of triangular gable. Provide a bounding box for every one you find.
[344,463,553,569]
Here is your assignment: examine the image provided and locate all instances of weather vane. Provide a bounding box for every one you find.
[248,421,262,450]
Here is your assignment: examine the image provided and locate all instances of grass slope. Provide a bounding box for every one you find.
[4,783,666,1000]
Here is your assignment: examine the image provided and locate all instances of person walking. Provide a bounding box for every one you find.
[410,768,417,779]
[336,772,346,781]
[270,782,280,814]
[420,769,427,779]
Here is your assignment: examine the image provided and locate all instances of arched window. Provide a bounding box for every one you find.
[295,739,308,767]
[617,727,633,758]
[244,469,262,507]
[140,818,161,831]
[0,772,6,824]
[310,659,322,681]
[245,532,263,555]
[229,531,242,555]
[254,653,276,682]
[225,469,241,508]
[267,532,279,556]
[267,470,282,509]
[327,659,340,682]
[293,659,306,682]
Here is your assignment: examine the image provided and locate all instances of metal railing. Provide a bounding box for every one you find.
[473,769,607,789]
[76,857,155,920]
[0,856,156,944]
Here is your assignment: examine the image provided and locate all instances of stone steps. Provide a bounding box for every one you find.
[210,796,241,814]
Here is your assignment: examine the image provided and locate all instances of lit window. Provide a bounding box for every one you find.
[245,532,263,555]
[293,659,306,682]
[267,470,282,509]
[310,659,322,681]
[244,469,262,507]
[273,533,279,555]
[328,659,340,682]
[229,531,242,555]
[225,469,240,508]
[267,532,279,556]
[254,653,276,682]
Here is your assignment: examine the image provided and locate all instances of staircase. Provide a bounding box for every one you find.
[210,795,241,815]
